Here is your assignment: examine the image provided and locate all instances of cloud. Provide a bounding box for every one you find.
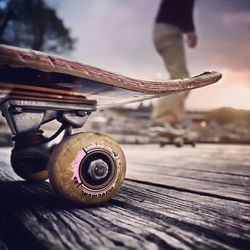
[187,0,250,75]
[187,68,250,110]
[222,11,250,27]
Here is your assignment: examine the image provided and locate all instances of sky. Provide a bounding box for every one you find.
[47,0,250,110]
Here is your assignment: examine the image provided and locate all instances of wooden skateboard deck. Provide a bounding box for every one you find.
[0,45,222,109]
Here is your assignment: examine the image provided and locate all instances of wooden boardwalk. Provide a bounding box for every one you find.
[0,144,249,250]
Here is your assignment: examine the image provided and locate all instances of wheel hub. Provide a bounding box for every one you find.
[79,150,116,190]
[88,159,109,181]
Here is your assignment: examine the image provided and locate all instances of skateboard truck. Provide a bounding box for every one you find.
[1,98,95,181]
[2,99,95,134]
[1,96,126,206]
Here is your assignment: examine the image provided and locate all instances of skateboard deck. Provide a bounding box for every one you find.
[0,44,222,206]
[0,44,222,109]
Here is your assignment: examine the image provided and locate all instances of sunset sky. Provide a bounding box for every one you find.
[48,0,250,110]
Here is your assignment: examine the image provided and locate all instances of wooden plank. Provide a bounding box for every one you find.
[126,172,250,203]
[0,171,250,249]
[128,162,250,187]
[127,163,249,186]
[0,147,250,249]
[123,144,250,175]
[123,144,250,203]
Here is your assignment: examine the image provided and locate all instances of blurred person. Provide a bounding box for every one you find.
[151,0,197,132]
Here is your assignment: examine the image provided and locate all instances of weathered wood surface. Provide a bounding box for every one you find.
[125,144,250,203]
[0,144,250,250]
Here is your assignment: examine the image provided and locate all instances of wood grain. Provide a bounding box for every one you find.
[0,144,249,250]
[124,144,250,203]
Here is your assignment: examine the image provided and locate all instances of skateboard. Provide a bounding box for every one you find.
[149,128,197,147]
[0,44,222,206]
[155,132,197,148]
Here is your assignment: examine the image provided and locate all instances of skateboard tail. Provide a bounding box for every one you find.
[0,44,222,95]
[137,71,222,94]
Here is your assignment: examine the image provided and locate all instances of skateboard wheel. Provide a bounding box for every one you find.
[11,147,49,181]
[12,166,48,182]
[48,132,126,206]
[174,137,184,148]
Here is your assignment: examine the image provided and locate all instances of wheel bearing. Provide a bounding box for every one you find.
[79,149,117,191]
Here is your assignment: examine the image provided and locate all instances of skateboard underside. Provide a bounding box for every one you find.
[0,65,161,110]
[0,44,222,110]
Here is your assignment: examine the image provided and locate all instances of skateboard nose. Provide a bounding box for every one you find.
[88,159,109,181]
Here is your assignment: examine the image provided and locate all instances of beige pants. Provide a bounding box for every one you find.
[151,23,189,125]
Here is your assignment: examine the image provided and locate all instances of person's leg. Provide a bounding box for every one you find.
[151,23,189,126]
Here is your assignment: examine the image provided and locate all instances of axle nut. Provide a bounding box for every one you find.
[88,159,109,181]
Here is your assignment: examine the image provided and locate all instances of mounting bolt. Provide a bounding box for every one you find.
[13,107,23,113]
[88,159,109,181]
[77,111,88,117]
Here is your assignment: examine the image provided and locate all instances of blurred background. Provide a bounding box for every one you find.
[0,0,250,146]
